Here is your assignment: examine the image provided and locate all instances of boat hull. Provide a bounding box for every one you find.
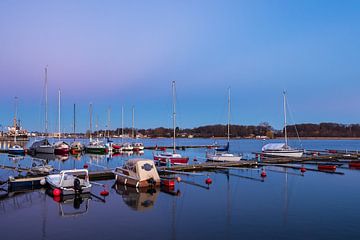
[35,146,55,154]
[85,147,108,154]
[206,155,242,162]
[262,150,303,158]
[115,175,160,188]
[153,156,189,165]
[8,149,25,155]
[54,148,70,155]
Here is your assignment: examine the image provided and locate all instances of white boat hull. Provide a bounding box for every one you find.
[206,154,242,162]
[262,150,303,158]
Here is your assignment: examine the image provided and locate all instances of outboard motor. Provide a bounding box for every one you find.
[74,178,82,194]
[147,178,156,187]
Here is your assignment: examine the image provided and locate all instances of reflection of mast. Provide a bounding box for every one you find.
[171,195,176,240]
[41,192,47,240]
[283,168,289,225]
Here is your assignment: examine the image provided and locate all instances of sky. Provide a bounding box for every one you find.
[0,0,359,133]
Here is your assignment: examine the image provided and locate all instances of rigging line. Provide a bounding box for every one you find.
[286,99,303,149]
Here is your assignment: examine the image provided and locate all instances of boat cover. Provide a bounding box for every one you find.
[122,158,160,182]
[262,143,286,151]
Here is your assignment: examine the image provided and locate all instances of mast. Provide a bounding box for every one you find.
[89,103,93,142]
[172,81,176,153]
[121,106,124,143]
[283,90,288,147]
[227,87,231,143]
[45,66,48,137]
[132,106,135,139]
[14,96,18,143]
[107,107,111,138]
[58,89,61,140]
[73,103,76,139]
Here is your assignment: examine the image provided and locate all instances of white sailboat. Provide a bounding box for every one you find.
[131,106,144,151]
[153,81,189,165]
[30,66,54,154]
[206,87,242,162]
[8,96,25,155]
[262,91,303,158]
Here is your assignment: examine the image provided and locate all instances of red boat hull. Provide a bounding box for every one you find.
[55,148,70,155]
[349,162,360,169]
[318,165,337,171]
[153,156,189,165]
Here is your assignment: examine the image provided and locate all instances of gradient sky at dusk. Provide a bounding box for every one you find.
[0,1,360,132]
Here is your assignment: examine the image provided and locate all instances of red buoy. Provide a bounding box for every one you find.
[162,179,175,187]
[83,164,89,169]
[205,177,212,185]
[300,167,306,173]
[53,188,61,197]
[100,190,109,196]
[261,171,267,178]
[53,196,61,202]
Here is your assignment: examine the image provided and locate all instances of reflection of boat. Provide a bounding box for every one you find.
[113,159,160,188]
[206,88,242,162]
[262,92,303,158]
[47,190,91,217]
[153,81,189,165]
[46,169,92,195]
[114,184,159,211]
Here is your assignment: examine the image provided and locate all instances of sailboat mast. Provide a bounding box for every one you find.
[108,107,111,138]
[132,106,135,139]
[45,66,48,137]
[14,96,18,143]
[172,81,176,153]
[121,106,124,143]
[58,89,61,140]
[89,103,93,141]
[227,87,231,143]
[73,103,76,139]
[283,91,288,147]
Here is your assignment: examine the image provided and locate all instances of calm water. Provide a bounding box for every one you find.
[1,138,360,240]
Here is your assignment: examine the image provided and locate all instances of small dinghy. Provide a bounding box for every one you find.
[46,169,92,195]
[318,164,337,171]
[113,159,160,188]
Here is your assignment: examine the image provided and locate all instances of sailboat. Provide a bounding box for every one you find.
[206,87,242,162]
[8,97,25,155]
[261,91,304,158]
[153,81,189,165]
[70,104,84,154]
[131,106,144,151]
[30,66,55,154]
[85,103,108,154]
[54,89,70,155]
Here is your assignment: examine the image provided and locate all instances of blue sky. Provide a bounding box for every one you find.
[0,0,359,132]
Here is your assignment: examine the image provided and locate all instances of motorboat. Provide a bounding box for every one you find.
[70,141,84,154]
[132,142,144,151]
[85,139,108,154]
[8,145,25,155]
[30,139,55,154]
[113,158,160,188]
[46,169,92,195]
[121,142,133,151]
[54,141,70,155]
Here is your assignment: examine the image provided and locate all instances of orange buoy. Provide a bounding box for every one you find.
[205,177,212,185]
[53,188,61,197]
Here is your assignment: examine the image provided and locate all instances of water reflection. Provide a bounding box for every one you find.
[114,184,159,211]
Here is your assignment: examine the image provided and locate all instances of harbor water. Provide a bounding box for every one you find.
[1,138,360,240]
